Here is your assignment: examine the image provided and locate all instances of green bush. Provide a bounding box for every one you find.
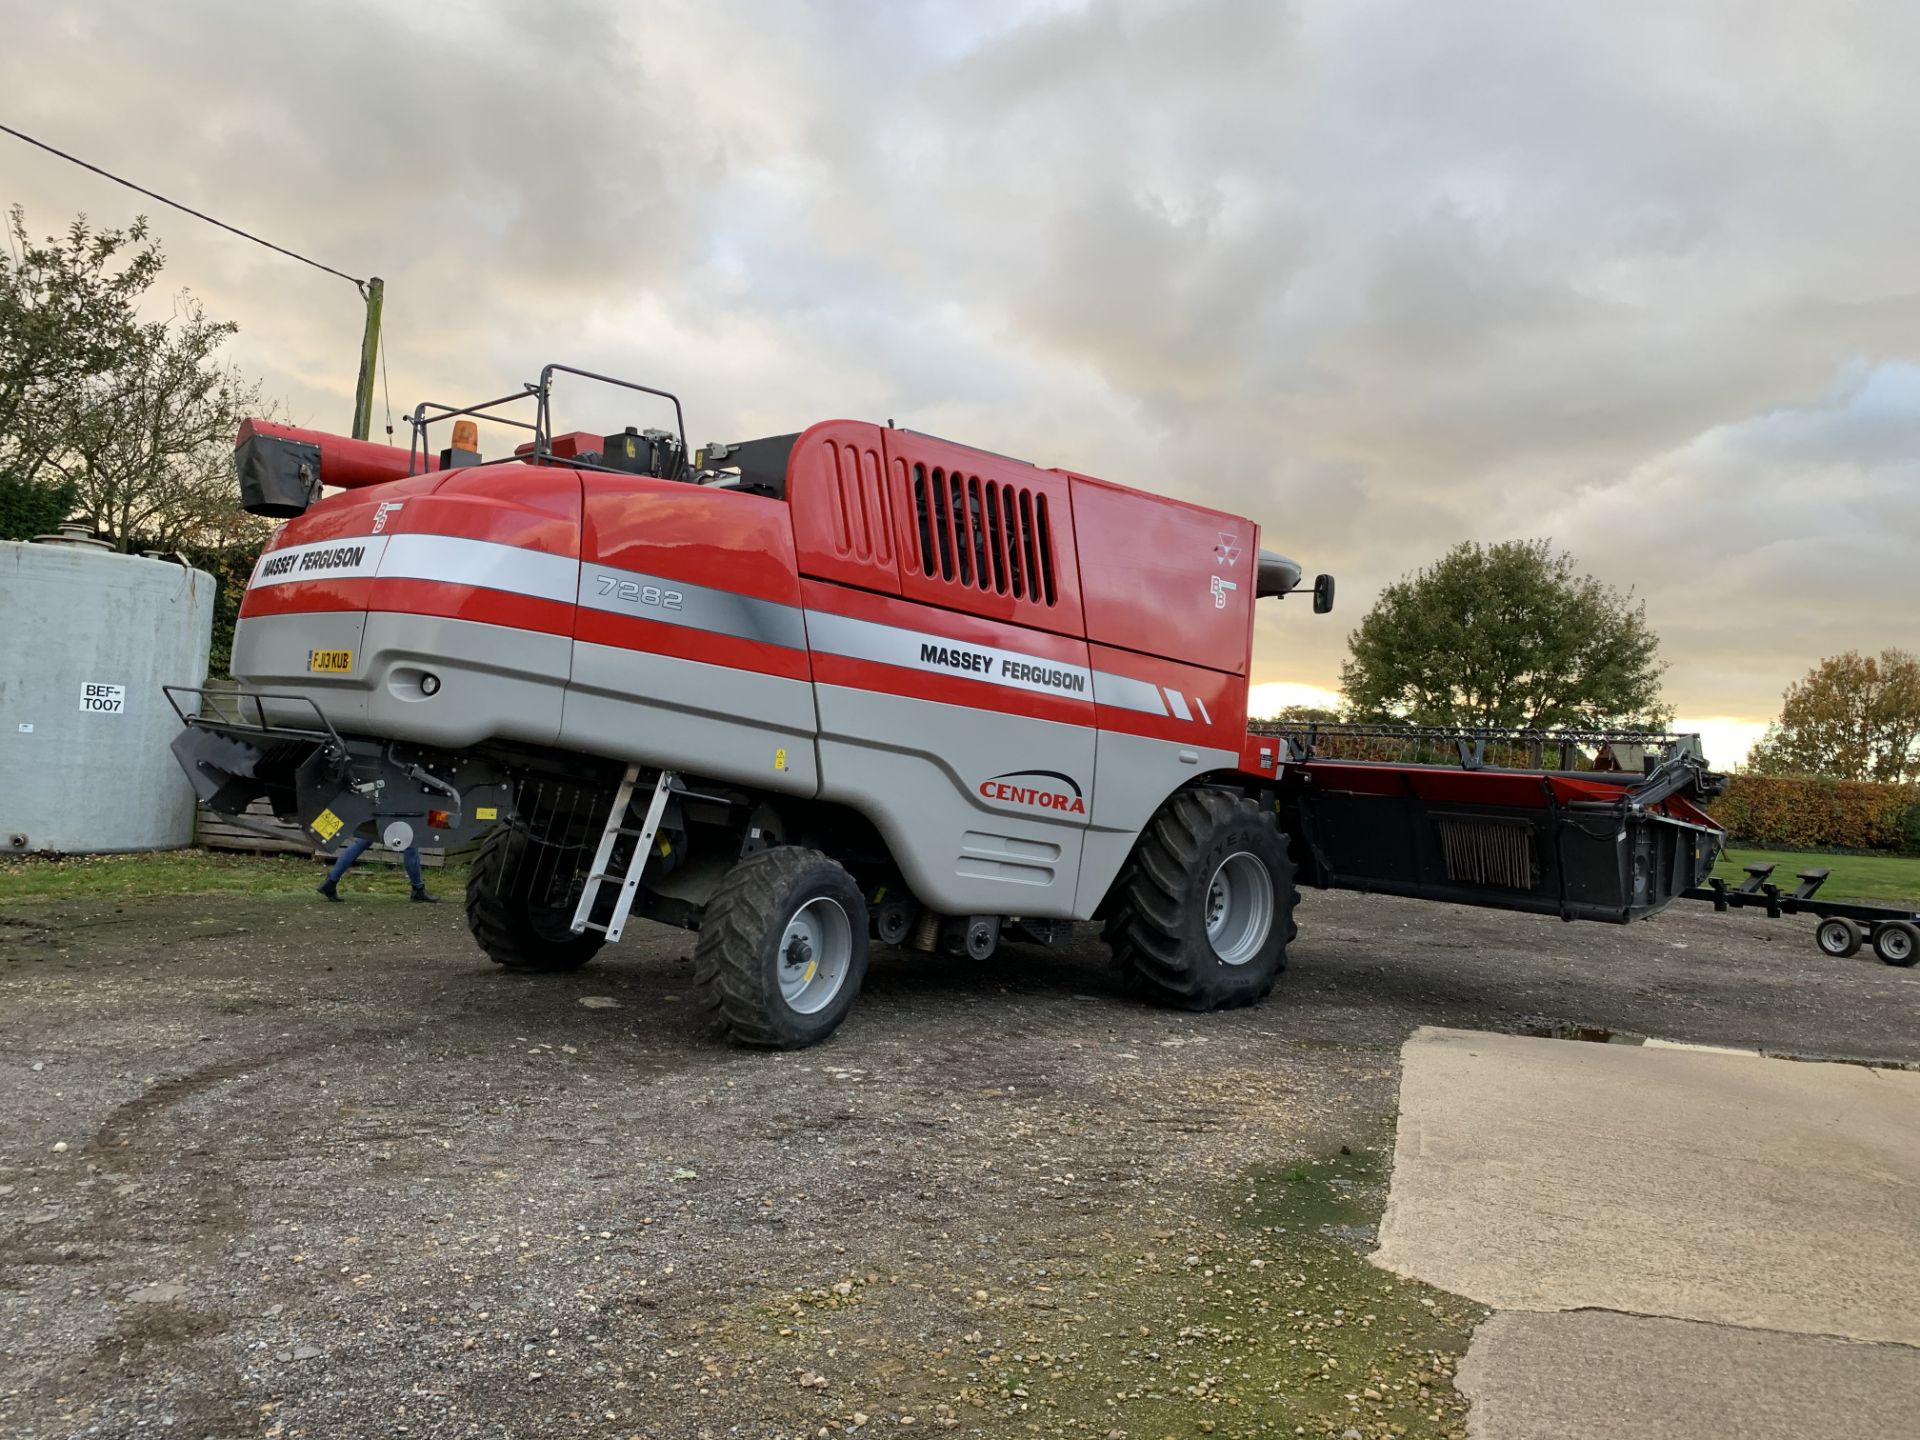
[1709,775,1920,854]
[0,473,76,541]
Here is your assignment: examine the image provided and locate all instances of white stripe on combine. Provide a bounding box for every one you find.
[806,610,1094,701]
[377,532,580,603]
[1091,670,1168,716]
[1194,694,1213,726]
[1163,688,1193,722]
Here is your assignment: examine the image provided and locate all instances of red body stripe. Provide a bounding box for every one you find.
[241,577,374,616]
[575,608,812,682]
[1087,643,1246,750]
[368,579,577,637]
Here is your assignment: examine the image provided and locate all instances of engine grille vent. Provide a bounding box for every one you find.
[1435,815,1539,890]
[910,463,1057,606]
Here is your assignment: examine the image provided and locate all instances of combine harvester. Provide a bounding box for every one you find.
[170,364,1745,1048]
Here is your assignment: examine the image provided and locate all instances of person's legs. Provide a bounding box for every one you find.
[402,845,427,894]
[321,836,373,894]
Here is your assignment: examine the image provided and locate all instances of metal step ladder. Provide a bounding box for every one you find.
[570,765,676,942]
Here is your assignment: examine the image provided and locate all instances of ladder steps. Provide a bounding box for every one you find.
[568,765,677,943]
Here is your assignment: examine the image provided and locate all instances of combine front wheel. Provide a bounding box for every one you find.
[695,847,870,1048]
[1104,789,1297,1011]
[465,826,605,972]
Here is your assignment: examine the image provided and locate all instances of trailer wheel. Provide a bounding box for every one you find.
[465,826,605,972]
[1872,920,1918,967]
[1103,789,1297,1011]
[1815,916,1863,959]
[695,847,869,1048]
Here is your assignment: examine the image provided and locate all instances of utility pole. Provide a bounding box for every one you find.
[350,277,385,441]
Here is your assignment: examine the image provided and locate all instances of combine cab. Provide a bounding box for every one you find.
[171,364,1726,1047]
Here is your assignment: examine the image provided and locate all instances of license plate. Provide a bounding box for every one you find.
[308,649,354,674]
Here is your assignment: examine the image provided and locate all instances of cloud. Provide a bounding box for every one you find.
[5,0,1917,725]
[1525,360,1920,718]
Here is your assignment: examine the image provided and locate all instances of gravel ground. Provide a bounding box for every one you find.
[1,881,1914,1440]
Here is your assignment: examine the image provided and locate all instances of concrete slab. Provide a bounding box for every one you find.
[1640,1038,1762,1055]
[1373,1027,1920,1345]
[1456,1310,1920,1440]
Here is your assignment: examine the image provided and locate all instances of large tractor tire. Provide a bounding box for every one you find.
[465,825,605,972]
[1103,788,1297,1011]
[695,847,869,1049]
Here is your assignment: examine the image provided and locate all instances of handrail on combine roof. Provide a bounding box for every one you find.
[402,363,689,481]
[534,363,687,470]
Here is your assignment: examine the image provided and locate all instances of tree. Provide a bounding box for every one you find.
[1252,704,1343,726]
[176,536,268,677]
[1,206,163,495]
[59,292,269,552]
[1746,649,1920,782]
[0,471,77,540]
[1340,538,1669,729]
[3,204,275,671]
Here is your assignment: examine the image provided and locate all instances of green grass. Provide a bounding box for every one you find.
[0,848,464,905]
[11,841,1912,917]
[1713,847,1920,906]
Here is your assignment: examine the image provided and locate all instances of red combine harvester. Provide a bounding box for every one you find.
[169,364,1733,1048]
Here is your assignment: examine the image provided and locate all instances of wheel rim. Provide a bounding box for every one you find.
[1204,851,1275,966]
[778,897,853,1015]
[1884,928,1915,962]
[1818,922,1850,955]
[528,893,586,944]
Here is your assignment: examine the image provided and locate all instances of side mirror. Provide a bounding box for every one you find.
[1312,573,1336,615]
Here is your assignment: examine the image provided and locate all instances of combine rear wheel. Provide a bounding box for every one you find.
[695,847,869,1048]
[465,826,604,972]
[1104,788,1296,1011]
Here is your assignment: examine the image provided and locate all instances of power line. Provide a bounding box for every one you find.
[0,121,367,291]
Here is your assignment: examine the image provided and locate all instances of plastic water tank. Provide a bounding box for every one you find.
[0,529,216,853]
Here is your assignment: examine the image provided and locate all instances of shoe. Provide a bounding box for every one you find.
[410,889,438,904]
[317,880,341,902]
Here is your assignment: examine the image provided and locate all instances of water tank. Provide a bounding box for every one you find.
[0,530,217,853]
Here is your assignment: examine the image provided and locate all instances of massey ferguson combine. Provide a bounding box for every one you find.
[169,364,1729,1047]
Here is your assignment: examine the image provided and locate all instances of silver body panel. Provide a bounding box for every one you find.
[814,684,1093,917]
[564,640,820,797]
[233,601,1221,921]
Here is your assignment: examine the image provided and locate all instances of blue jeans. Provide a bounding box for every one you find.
[325,835,425,890]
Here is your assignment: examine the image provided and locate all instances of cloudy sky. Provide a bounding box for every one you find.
[7,0,1918,763]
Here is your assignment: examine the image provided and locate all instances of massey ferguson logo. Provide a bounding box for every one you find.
[978,769,1087,815]
[256,543,368,581]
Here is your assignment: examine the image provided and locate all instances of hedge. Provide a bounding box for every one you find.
[1709,775,1920,854]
